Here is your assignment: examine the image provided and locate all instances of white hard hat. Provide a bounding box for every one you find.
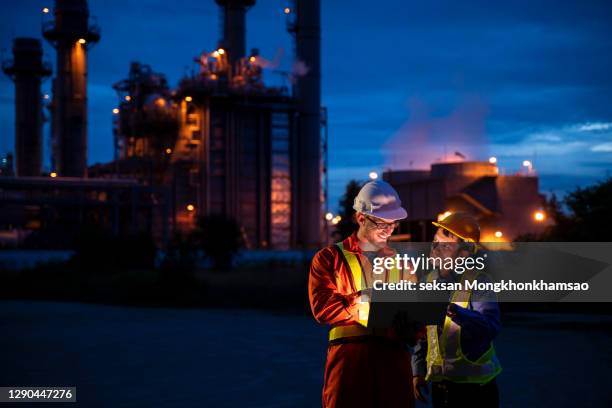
[353,180,407,221]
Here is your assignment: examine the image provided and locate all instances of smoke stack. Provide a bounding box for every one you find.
[2,38,51,176]
[215,0,255,71]
[43,0,100,177]
[292,0,322,247]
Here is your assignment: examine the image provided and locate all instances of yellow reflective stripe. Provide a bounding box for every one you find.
[389,266,400,283]
[335,242,369,329]
[329,325,373,341]
[336,242,364,291]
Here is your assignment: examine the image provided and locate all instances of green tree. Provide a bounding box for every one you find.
[539,178,612,241]
[332,179,363,241]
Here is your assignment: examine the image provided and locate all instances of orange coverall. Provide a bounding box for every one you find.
[309,233,415,408]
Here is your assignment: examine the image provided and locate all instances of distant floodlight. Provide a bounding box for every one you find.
[489,156,497,164]
[534,211,545,222]
[325,212,334,221]
[185,96,193,102]
[217,48,225,55]
[165,148,172,154]
[42,7,49,14]
[124,95,131,102]
[186,204,195,212]
[50,171,57,178]
[523,160,532,167]
[369,171,378,180]
[284,7,291,14]
[78,38,86,44]
[112,108,119,114]
[494,231,503,238]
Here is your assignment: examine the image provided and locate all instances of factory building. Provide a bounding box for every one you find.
[384,161,548,242]
[1,0,169,248]
[91,0,324,249]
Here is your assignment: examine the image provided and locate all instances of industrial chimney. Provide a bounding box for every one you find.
[215,0,255,72]
[43,0,100,177]
[2,38,51,177]
[291,0,322,247]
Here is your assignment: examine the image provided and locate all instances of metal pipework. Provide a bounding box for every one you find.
[215,0,256,73]
[2,38,52,176]
[43,0,100,177]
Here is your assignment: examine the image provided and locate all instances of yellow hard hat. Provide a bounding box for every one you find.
[432,212,480,243]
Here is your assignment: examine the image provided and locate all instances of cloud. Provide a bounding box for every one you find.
[591,143,612,152]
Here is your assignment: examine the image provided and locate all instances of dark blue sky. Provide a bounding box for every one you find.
[2,0,612,208]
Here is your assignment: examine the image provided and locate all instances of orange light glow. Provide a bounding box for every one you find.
[212,51,219,58]
[217,48,225,55]
[325,212,334,221]
[284,7,291,14]
[184,96,193,102]
[50,172,57,178]
[42,7,49,14]
[124,95,131,101]
[155,98,166,107]
[534,211,545,222]
[78,38,86,44]
[494,231,503,238]
[186,204,195,212]
[165,148,172,154]
[437,211,452,222]
[112,108,119,114]
[43,94,50,100]
[249,56,256,63]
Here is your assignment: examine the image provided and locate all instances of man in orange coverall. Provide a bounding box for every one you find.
[309,180,420,408]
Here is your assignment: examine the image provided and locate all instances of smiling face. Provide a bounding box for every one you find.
[356,212,399,250]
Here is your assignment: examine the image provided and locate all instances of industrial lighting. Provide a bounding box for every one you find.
[212,51,219,58]
[534,211,545,222]
[78,38,86,44]
[489,156,497,164]
[249,56,256,63]
[217,48,225,55]
[165,148,172,154]
[325,212,334,221]
[124,95,131,101]
[369,171,378,180]
[186,204,195,212]
[185,96,193,102]
[494,231,503,238]
[50,171,57,178]
[284,7,291,14]
[42,7,49,14]
[112,108,119,114]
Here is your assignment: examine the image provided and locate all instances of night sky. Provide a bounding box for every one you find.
[2,0,611,209]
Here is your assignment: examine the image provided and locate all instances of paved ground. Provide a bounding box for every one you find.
[0,301,610,407]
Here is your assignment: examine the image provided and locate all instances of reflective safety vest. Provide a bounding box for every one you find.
[425,271,502,384]
[328,242,401,342]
